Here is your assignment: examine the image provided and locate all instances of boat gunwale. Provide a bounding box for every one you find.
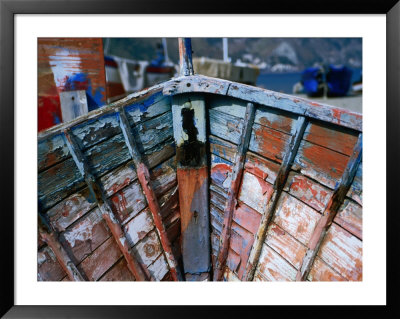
[38,74,362,142]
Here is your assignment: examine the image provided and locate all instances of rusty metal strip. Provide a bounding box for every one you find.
[244,115,308,281]
[178,38,194,76]
[38,221,85,281]
[63,129,151,281]
[118,107,182,281]
[296,133,363,281]
[214,102,256,281]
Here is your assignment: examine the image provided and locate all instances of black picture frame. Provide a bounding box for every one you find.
[1,0,399,317]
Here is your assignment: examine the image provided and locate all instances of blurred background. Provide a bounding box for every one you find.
[38,38,362,132]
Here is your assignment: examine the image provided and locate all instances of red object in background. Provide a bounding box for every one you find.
[38,38,107,132]
[38,96,62,132]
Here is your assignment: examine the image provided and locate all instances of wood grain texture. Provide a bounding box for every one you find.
[307,256,346,281]
[37,246,67,281]
[238,171,274,214]
[284,171,333,213]
[46,187,96,232]
[61,208,110,263]
[78,236,122,281]
[334,199,362,239]
[317,223,362,281]
[99,257,136,281]
[244,151,280,185]
[274,192,321,246]
[38,158,85,211]
[265,223,307,270]
[293,140,350,189]
[256,244,297,281]
[303,120,359,156]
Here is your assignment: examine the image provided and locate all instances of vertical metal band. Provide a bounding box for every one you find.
[296,133,363,281]
[244,116,308,281]
[214,102,256,281]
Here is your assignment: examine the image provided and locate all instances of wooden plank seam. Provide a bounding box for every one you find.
[214,102,256,281]
[296,133,363,281]
[63,129,152,281]
[244,115,308,281]
[118,107,182,281]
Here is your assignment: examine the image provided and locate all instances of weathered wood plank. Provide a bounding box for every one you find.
[307,256,346,281]
[148,254,169,281]
[131,111,173,155]
[210,155,233,190]
[149,156,177,198]
[209,135,237,163]
[233,201,262,235]
[238,171,274,214]
[226,249,241,274]
[229,222,256,279]
[317,224,362,281]
[99,257,136,281]
[37,246,67,281]
[163,75,231,96]
[46,187,96,232]
[244,151,280,185]
[99,162,138,198]
[209,95,297,134]
[38,158,85,211]
[210,204,224,235]
[38,133,70,171]
[132,231,163,267]
[61,208,110,263]
[303,120,359,156]
[84,133,131,178]
[78,236,123,281]
[256,244,297,281]
[249,123,291,163]
[334,199,362,239]
[210,184,228,211]
[293,140,350,189]
[284,171,333,213]
[69,112,121,150]
[215,102,255,281]
[109,180,147,223]
[274,192,321,246]
[124,92,171,126]
[159,185,179,220]
[209,109,243,145]
[123,209,154,246]
[265,223,307,270]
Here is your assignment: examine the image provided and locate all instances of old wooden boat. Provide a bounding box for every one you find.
[38,38,362,282]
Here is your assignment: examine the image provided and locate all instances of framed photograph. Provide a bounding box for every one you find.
[1,0,398,317]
